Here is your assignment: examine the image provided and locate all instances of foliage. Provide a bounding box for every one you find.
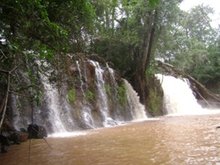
[91,0,185,75]
[1,0,219,113]
[145,61,157,77]
[0,0,95,69]
[191,39,220,84]
[155,4,219,87]
[0,0,95,104]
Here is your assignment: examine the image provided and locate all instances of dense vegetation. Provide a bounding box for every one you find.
[1,0,220,107]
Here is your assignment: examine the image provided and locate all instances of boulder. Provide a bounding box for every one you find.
[28,124,47,139]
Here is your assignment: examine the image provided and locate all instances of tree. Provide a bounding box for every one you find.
[155,6,215,67]
[154,4,219,92]
[193,37,220,86]
[92,0,183,105]
[0,0,95,127]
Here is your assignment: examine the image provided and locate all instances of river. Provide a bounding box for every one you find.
[1,114,220,165]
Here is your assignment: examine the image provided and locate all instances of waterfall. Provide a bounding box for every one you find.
[12,58,154,137]
[156,74,220,115]
[123,79,147,120]
[11,94,25,130]
[76,61,95,128]
[36,60,75,133]
[81,105,95,128]
[106,63,117,87]
[39,72,68,132]
[106,63,120,118]
[76,61,85,96]
[89,60,115,127]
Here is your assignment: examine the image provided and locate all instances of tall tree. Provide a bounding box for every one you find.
[92,0,183,105]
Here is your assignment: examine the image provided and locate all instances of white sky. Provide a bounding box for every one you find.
[180,0,220,28]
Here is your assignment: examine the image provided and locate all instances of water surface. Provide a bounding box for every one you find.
[1,114,220,165]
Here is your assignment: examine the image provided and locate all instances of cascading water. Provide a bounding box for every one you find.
[89,60,115,126]
[81,105,95,128]
[106,63,117,88]
[76,60,95,128]
[12,58,152,137]
[11,94,26,130]
[123,79,147,120]
[39,72,68,132]
[76,61,85,96]
[37,60,75,134]
[156,74,220,115]
[106,63,122,120]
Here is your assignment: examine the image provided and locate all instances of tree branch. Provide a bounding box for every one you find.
[0,65,18,129]
[0,73,10,129]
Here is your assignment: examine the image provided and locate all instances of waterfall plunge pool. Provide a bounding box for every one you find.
[1,113,220,165]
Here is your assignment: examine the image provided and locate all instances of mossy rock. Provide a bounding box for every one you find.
[146,76,164,116]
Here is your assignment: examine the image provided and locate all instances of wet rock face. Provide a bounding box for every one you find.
[86,61,96,80]
[68,64,78,76]
[146,76,164,116]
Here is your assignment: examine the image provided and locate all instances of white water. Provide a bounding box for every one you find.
[48,131,88,138]
[36,60,76,133]
[76,61,85,96]
[36,60,150,136]
[156,74,220,115]
[123,79,147,120]
[11,94,26,130]
[106,63,117,87]
[81,105,95,128]
[76,60,96,128]
[89,60,115,126]
[39,72,67,132]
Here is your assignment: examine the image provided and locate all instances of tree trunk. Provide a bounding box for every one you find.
[141,10,157,71]
[132,9,158,105]
[0,66,17,130]
[0,72,10,129]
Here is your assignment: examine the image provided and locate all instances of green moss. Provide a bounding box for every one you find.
[148,88,161,114]
[85,89,95,102]
[117,83,127,105]
[67,88,76,103]
[146,75,164,116]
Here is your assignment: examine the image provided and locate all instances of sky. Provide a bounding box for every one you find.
[180,0,220,28]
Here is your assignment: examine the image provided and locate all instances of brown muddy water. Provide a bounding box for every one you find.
[1,114,220,165]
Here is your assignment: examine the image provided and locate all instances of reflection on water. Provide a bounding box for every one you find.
[1,114,220,165]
